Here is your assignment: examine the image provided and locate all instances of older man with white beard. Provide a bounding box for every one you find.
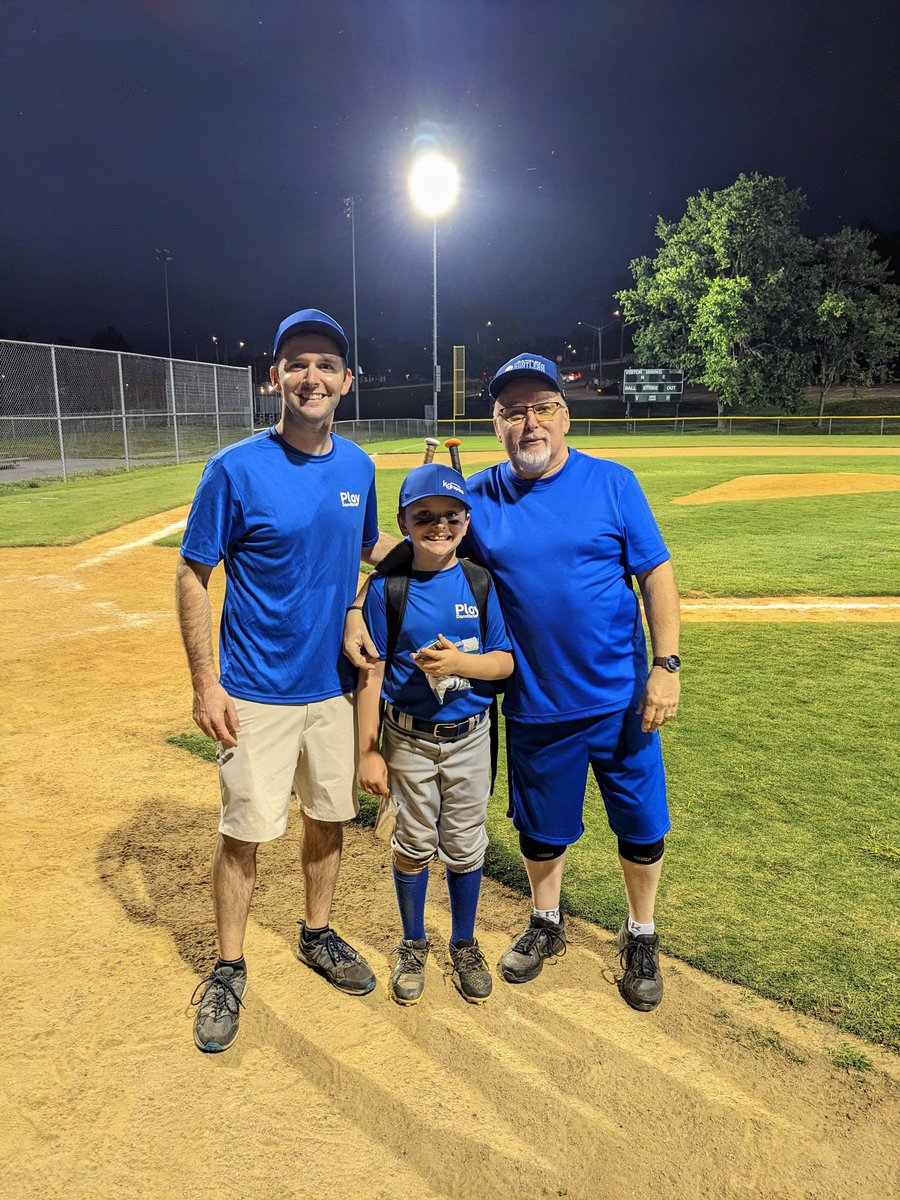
[459,353,681,1012]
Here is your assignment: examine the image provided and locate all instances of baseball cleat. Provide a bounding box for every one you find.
[450,938,493,1003]
[390,938,430,1005]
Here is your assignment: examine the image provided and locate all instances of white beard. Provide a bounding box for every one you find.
[510,439,552,475]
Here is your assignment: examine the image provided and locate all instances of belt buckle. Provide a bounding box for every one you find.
[433,721,459,740]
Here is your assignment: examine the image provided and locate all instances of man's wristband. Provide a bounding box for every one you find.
[347,604,365,612]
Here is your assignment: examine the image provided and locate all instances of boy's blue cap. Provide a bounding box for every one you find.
[272,308,350,359]
[489,352,565,400]
[399,464,470,510]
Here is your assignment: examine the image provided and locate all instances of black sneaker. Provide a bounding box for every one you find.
[390,938,429,1005]
[498,915,566,984]
[296,922,376,995]
[617,924,663,1011]
[191,963,247,1053]
[450,938,493,1003]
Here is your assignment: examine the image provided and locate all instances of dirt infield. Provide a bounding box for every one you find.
[3,509,899,1198]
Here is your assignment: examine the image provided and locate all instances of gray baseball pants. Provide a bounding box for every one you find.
[382,714,491,874]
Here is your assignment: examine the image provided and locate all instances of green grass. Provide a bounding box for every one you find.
[482,622,900,1049]
[369,454,900,597]
[0,462,204,545]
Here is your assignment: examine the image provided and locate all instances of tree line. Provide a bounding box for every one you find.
[617,173,900,418]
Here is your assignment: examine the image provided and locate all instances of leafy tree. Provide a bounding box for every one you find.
[90,325,132,352]
[618,173,815,417]
[807,227,900,420]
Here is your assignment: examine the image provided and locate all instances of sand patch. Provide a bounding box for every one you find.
[674,472,900,505]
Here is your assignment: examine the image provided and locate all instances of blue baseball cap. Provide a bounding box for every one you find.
[272,308,350,360]
[488,352,565,400]
[399,464,470,510]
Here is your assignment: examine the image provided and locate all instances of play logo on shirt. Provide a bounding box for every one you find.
[340,491,361,507]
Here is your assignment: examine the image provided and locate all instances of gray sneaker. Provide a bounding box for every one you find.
[191,962,247,1054]
[296,922,376,995]
[499,915,566,984]
[616,923,663,1011]
[450,938,493,1003]
[390,938,430,1005]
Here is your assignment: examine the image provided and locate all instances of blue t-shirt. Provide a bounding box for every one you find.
[181,427,379,704]
[462,449,669,722]
[364,563,512,722]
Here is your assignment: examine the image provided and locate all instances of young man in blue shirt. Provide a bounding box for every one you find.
[176,308,395,1053]
[356,464,513,1005]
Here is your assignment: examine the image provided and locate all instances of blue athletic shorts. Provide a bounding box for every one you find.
[506,707,670,845]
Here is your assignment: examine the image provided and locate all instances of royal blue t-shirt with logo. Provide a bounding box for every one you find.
[181,427,379,704]
[462,449,670,722]
[364,563,512,722]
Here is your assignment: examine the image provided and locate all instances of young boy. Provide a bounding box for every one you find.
[357,464,513,1005]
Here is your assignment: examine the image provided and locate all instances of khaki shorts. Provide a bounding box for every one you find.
[216,693,358,842]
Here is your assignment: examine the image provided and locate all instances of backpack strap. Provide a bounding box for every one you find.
[458,557,492,648]
[458,557,503,795]
[382,565,412,678]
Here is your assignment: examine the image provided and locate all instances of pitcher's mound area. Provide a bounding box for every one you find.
[674,471,900,505]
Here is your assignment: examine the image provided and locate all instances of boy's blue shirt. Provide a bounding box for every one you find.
[364,562,512,722]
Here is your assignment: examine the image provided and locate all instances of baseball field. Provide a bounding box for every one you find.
[2,434,899,1199]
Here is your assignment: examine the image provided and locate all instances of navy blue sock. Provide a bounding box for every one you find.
[446,867,483,945]
[393,865,429,942]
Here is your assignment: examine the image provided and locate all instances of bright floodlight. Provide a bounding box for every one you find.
[408,152,460,217]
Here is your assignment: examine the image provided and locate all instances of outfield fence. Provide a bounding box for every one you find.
[0,339,253,481]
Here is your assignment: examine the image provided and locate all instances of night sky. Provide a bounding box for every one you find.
[2,0,898,364]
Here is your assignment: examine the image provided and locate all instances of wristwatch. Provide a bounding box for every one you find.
[652,655,682,673]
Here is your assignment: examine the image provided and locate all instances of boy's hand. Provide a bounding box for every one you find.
[412,633,465,677]
[359,749,390,797]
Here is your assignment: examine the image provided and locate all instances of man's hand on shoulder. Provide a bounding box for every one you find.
[193,678,240,747]
[343,606,380,670]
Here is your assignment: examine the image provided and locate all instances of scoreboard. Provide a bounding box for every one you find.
[622,368,683,403]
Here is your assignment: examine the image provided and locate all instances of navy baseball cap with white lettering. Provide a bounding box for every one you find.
[488,352,565,400]
[399,464,470,510]
[272,308,350,360]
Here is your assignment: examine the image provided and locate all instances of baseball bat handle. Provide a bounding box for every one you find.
[444,439,462,473]
[423,437,440,464]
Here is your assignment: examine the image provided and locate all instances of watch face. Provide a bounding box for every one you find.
[665,655,681,672]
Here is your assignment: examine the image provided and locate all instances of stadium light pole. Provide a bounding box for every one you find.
[408,152,460,436]
[155,248,173,360]
[343,196,361,421]
[579,316,620,382]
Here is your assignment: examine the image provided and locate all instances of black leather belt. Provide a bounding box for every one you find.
[385,705,486,742]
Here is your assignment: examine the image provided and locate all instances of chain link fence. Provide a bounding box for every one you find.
[0,340,253,481]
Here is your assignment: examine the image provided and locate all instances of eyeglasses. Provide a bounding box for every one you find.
[497,400,566,426]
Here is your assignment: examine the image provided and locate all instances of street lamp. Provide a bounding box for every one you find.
[211,335,219,365]
[343,196,361,421]
[154,248,173,360]
[408,151,460,435]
